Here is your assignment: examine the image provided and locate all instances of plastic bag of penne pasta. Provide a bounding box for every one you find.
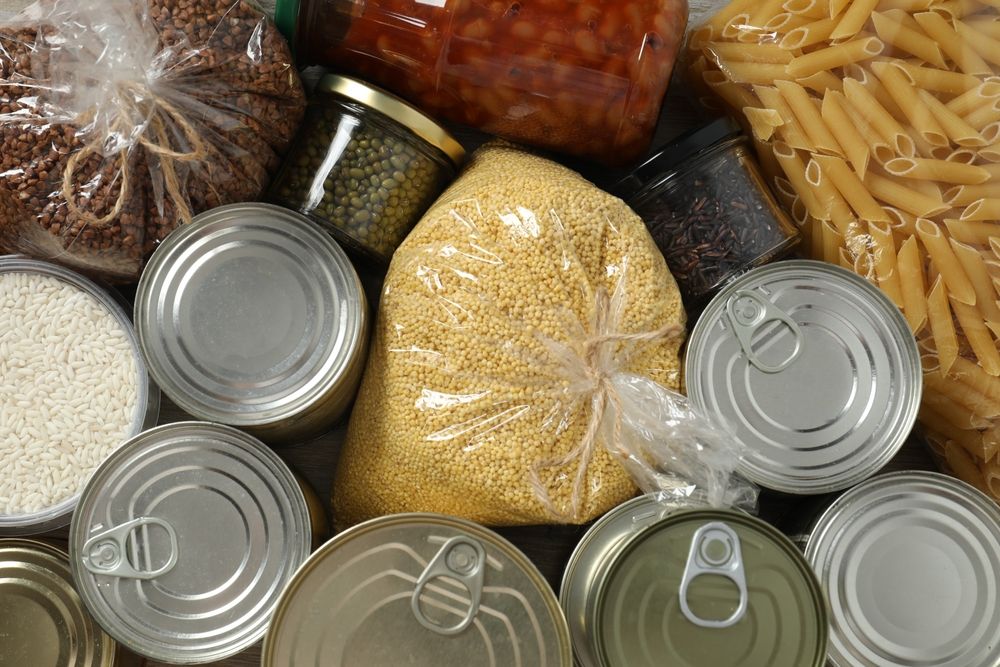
[688,0,1000,502]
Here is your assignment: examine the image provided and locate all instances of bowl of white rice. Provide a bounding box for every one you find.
[0,256,158,534]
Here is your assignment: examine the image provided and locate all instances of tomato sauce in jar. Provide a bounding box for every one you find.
[288,0,688,165]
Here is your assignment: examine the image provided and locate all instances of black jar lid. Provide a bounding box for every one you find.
[614,117,743,201]
[317,74,466,166]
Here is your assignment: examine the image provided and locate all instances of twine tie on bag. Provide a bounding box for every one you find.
[528,288,683,522]
[61,79,208,227]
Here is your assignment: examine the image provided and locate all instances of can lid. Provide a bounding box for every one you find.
[317,74,466,165]
[135,203,365,428]
[262,513,572,666]
[686,260,921,494]
[805,471,1000,667]
[69,422,312,664]
[560,495,694,667]
[595,508,827,667]
[613,117,743,200]
[0,539,116,667]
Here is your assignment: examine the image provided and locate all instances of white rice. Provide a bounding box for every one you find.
[0,271,138,516]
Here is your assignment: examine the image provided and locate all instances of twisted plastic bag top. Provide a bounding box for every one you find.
[0,0,305,280]
[335,142,757,526]
[688,0,1000,502]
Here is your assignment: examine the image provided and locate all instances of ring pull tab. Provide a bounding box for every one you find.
[725,290,803,374]
[679,522,748,629]
[411,535,486,636]
[82,517,178,580]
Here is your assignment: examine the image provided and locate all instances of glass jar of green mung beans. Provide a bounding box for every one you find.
[269,74,465,261]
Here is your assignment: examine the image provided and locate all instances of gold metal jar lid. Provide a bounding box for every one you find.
[318,74,466,166]
[0,539,116,667]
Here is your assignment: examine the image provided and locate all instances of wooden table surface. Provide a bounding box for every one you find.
[31,82,939,666]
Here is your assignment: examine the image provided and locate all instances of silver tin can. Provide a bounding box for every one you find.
[262,513,573,666]
[561,498,828,667]
[134,203,368,444]
[686,260,921,494]
[0,257,159,535]
[804,471,1000,667]
[69,422,312,664]
[0,539,117,667]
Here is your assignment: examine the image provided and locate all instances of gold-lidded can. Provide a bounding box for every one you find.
[0,539,116,666]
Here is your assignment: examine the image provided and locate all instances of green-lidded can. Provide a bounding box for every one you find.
[561,497,828,667]
[0,539,116,667]
[262,512,572,666]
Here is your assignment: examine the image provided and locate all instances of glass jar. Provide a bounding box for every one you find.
[271,0,687,165]
[269,75,464,262]
[616,118,800,309]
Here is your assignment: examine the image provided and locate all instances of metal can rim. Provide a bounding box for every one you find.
[134,203,367,427]
[263,512,573,666]
[685,259,922,494]
[69,421,312,664]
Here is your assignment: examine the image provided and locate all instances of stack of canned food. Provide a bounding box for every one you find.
[2,0,1000,666]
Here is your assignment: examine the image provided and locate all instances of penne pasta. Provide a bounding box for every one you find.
[885,206,920,236]
[877,0,935,10]
[773,141,829,218]
[744,107,785,141]
[953,20,1000,67]
[944,185,998,207]
[925,385,990,427]
[983,141,1000,162]
[944,218,1000,244]
[863,171,951,217]
[930,0,986,18]
[922,405,999,461]
[775,80,843,154]
[868,219,905,306]
[754,85,815,151]
[896,62,981,95]
[844,62,908,122]
[914,11,992,76]
[706,41,796,64]
[870,11,948,68]
[946,82,1000,116]
[784,0,831,17]
[984,461,1000,499]
[785,36,884,77]
[927,276,961,375]
[829,0,852,18]
[704,71,763,112]
[831,0,880,39]
[765,11,816,32]
[897,235,928,332]
[963,100,1000,132]
[810,217,826,259]
[821,218,844,263]
[952,356,1000,404]
[944,441,991,493]
[870,61,948,146]
[797,70,844,93]
[918,90,987,147]
[843,77,913,155]
[917,218,977,305]
[806,158,856,222]
[780,16,839,49]
[822,90,871,177]
[718,61,796,85]
[966,16,1000,40]
[961,199,1000,221]
[924,371,1000,419]
[950,296,1000,375]
[812,154,889,220]
[884,157,992,184]
[746,0,793,39]
[706,0,760,33]
[954,240,1000,324]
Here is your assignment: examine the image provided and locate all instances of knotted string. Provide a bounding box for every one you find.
[528,288,683,522]
[61,80,208,227]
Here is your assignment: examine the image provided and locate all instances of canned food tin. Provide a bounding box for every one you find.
[804,471,1000,667]
[69,422,312,664]
[262,513,573,666]
[686,260,921,494]
[561,500,827,667]
[0,539,116,667]
[134,203,368,444]
[0,257,159,535]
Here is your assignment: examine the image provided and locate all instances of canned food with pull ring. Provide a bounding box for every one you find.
[262,513,572,666]
[560,497,828,667]
[685,260,922,494]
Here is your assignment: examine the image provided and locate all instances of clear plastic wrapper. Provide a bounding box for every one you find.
[334,142,757,527]
[0,0,305,280]
[691,0,1000,501]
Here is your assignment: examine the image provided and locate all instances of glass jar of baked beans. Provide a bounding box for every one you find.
[272,0,688,165]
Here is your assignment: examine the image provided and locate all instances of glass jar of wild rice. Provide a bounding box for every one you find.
[269,74,465,262]
[615,118,799,310]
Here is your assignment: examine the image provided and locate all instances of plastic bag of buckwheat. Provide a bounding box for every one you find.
[0,0,306,280]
